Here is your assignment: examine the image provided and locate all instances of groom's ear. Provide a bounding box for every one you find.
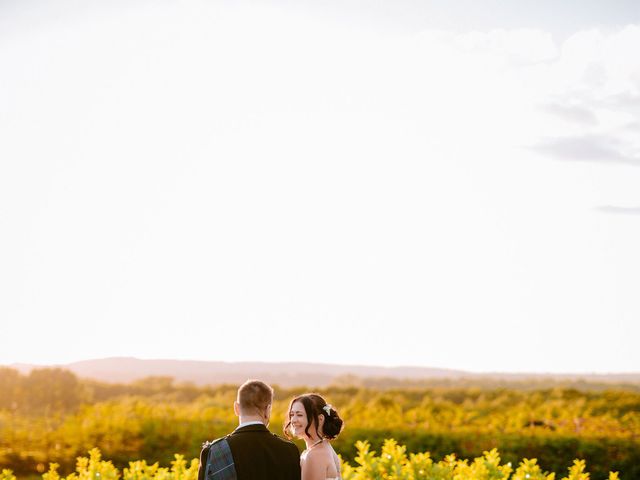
[233,401,241,417]
[265,403,272,419]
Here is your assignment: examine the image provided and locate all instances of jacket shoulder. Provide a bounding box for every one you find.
[271,433,300,451]
[200,437,228,457]
[203,437,228,449]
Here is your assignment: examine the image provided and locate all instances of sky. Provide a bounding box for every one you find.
[1,0,640,373]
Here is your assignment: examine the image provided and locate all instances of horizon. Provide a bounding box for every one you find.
[4,355,639,377]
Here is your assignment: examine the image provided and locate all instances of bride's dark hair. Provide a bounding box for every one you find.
[284,393,344,440]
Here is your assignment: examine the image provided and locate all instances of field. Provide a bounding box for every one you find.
[1,368,639,479]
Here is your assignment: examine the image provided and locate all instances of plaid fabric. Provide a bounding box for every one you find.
[205,438,237,480]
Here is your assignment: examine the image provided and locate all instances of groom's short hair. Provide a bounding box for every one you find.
[237,379,273,414]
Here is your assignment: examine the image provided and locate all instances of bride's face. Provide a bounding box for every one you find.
[289,401,314,438]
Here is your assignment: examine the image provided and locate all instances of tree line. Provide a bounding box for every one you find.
[1,367,638,479]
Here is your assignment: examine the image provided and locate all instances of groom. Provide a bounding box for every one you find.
[198,379,301,480]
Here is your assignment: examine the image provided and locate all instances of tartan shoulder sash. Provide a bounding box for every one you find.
[204,437,236,480]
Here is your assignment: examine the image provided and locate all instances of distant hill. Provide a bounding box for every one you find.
[7,357,640,387]
[8,358,464,386]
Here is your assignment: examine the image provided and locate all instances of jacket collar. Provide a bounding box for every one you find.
[233,423,270,434]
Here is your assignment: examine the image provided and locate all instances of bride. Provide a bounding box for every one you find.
[284,393,344,480]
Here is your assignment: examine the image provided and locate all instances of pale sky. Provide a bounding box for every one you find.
[1,1,639,373]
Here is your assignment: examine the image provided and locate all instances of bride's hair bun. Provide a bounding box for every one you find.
[320,402,344,440]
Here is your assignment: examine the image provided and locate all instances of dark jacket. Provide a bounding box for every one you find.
[198,424,301,480]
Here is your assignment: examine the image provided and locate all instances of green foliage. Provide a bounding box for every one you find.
[0,470,17,480]
[331,430,640,479]
[122,454,198,480]
[27,445,621,480]
[342,441,515,480]
[341,440,621,480]
[1,368,639,479]
[36,451,197,480]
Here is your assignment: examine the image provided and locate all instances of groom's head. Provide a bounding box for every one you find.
[234,379,273,425]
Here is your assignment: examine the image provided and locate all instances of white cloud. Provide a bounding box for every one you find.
[456,28,558,65]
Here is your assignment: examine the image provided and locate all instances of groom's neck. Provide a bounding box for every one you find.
[238,414,266,425]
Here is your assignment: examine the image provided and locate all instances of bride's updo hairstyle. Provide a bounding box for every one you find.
[284,393,344,440]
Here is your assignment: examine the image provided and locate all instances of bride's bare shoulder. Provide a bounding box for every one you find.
[302,446,342,479]
[303,445,334,462]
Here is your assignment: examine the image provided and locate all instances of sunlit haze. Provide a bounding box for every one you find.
[1,0,640,373]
